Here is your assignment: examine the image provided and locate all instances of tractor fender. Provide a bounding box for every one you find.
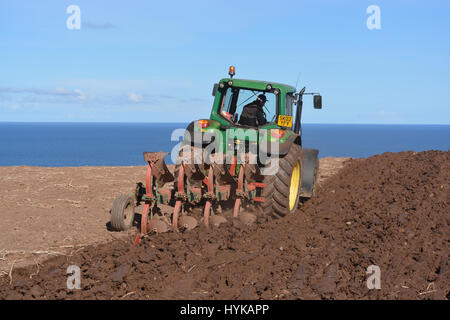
[183,121,224,147]
[182,121,212,147]
[300,148,319,198]
[259,132,300,157]
[182,121,198,145]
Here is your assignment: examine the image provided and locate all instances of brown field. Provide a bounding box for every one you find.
[0,152,448,300]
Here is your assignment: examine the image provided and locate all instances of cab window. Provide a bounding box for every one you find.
[219,86,278,124]
[286,93,295,116]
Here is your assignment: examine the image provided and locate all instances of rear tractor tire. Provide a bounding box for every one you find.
[261,144,303,218]
[110,194,136,231]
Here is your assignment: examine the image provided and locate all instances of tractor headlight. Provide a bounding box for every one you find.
[228,80,233,86]
[266,84,272,90]
[219,82,225,88]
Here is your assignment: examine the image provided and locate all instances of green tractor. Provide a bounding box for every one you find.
[110,66,322,244]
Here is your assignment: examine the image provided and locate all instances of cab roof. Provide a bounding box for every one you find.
[219,78,296,93]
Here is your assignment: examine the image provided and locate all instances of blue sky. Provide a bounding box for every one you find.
[0,0,449,124]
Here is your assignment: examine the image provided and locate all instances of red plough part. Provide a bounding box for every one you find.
[112,149,267,245]
[232,154,266,225]
[134,152,175,245]
[172,161,200,231]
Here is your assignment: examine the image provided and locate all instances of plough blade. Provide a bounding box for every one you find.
[239,211,256,225]
[209,214,227,227]
[210,153,237,185]
[178,215,198,230]
[143,152,174,187]
[178,145,207,181]
[232,153,266,219]
[148,216,171,233]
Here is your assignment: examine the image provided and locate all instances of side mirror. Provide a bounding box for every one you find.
[212,83,219,96]
[313,95,322,109]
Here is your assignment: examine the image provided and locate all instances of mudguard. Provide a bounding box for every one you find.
[300,148,319,198]
[183,120,225,147]
[258,131,299,156]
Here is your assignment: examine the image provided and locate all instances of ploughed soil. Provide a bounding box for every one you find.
[0,157,347,274]
[0,152,448,300]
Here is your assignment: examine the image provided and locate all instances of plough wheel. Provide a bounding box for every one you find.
[261,144,303,218]
[110,194,135,231]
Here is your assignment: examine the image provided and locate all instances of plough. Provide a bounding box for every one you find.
[127,148,267,245]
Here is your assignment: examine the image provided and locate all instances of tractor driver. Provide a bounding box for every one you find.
[238,94,268,127]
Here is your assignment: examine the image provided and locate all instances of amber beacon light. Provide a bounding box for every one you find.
[228,66,236,78]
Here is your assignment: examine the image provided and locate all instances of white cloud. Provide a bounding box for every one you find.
[128,92,143,103]
[84,21,118,30]
[8,104,20,110]
[74,89,86,101]
[0,85,204,113]
[0,86,81,97]
[54,87,71,94]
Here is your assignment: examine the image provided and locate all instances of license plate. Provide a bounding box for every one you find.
[277,115,293,127]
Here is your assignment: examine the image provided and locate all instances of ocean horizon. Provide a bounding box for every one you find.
[0,122,449,167]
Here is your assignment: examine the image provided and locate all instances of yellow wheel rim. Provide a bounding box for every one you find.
[289,161,300,211]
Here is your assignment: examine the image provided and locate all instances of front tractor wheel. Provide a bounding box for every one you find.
[110,194,136,231]
[261,144,303,218]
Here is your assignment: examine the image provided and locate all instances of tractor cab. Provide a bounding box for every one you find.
[211,67,297,131]
[182,66,323,155]
[210,66,321,134]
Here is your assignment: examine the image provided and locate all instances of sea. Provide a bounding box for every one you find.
[0,122,448,167]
